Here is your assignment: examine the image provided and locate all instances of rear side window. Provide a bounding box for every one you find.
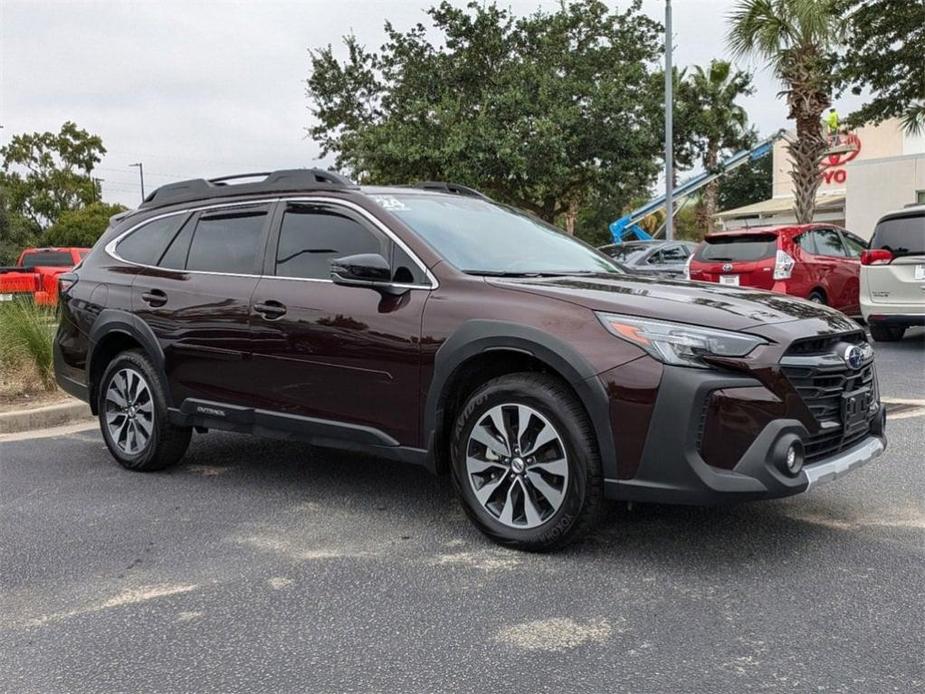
[812,229,847,257]
[275,204,385,280]
[21,250,74,268]
[694,234,777,262]
[116,215,186,266]
[870,214,925,259]
[842,232,866,257]
[186,210,268,274]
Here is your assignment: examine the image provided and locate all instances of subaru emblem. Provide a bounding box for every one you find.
[722,263,734,272]
[843,344,871,370]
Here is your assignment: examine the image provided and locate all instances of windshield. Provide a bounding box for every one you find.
[371,194,621,275]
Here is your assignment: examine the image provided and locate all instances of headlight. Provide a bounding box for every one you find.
[596,312,767,369]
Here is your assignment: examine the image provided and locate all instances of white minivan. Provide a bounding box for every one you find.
[860,204,925,341]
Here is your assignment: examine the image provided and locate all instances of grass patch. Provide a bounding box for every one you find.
[0,300,57,396]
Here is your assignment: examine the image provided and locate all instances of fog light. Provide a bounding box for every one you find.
[784,443,804,476]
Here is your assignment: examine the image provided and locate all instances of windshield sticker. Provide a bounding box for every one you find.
[370,195,409,211]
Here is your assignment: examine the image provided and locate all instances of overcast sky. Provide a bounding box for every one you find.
[1,0,866,208]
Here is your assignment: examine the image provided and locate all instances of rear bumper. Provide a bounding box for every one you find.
[604,365,887,505]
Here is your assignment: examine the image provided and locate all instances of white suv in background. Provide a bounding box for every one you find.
[860,204,925,341]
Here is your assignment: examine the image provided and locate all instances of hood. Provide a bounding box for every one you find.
[488,273,859,333]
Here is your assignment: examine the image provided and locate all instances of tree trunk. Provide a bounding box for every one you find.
[785,55,830,224]
[562,198,579,235]
[697,143,719,234]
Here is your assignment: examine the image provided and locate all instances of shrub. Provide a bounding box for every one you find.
[0,300,57,394]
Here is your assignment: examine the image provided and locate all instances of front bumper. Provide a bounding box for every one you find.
[604,365,887,505]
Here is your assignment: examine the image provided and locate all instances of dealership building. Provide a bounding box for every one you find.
[716,118,925,239]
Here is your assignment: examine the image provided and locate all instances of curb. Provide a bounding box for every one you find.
[0,400,94,434]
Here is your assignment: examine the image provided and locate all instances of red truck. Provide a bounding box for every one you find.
[0,247,89,306]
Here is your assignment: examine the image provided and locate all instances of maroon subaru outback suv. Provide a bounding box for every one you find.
[54,170,887,550]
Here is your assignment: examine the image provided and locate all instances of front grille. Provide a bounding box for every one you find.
[784,330,865,356]
[781,337,878,463]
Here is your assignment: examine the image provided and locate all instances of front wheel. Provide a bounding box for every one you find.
[450,373,603,551]
[98,350,191,471]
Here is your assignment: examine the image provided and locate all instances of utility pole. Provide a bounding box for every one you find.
[664,0,674,241]
[130,162,145,201]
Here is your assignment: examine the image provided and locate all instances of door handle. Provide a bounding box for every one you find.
[141,288,167,307]
[254,300,287,319]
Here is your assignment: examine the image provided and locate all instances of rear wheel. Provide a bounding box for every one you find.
[869,323,905,342]
[808,290,826,304]
[450,373,603,551]
[98,350,191,471]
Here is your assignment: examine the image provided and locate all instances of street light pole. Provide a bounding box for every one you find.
[130,162,145,201]
[664,0,674,241]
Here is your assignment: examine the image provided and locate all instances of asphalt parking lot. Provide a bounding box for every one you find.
[1,330,923,693]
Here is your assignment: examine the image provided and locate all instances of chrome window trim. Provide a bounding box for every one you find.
[104,195,438,290]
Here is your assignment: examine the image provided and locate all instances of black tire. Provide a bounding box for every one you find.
[869,324,905,342]
[808,290,826,304]
[450,373,603,551]
[98,350,191,471]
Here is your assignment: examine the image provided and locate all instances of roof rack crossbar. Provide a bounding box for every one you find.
[139,168,358,209]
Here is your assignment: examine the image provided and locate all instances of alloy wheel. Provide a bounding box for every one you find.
[104,368,154,455]
[465,403,569,529]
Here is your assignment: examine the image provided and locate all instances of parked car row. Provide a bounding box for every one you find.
[601,205,923,342]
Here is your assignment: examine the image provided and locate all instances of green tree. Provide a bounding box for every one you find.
[717,152,773,211]
[838,0,925,134]
[307,0,664,235]
[0,121,105,229]
[0,187,39,265]
[686,60,754,233]
[44,202,127,248]
[728,0,843,224]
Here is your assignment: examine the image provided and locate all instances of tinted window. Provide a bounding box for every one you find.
[116,216,185,266]
[651,245,689,264]
[694,234,777,262]
[870,213,925,258]
[391,244,427,284]
[813,229,847,257]
[841,232,866,257]
[21,250,74,268]
[275,205,384,280]
[186,210,267,274]
[796,233,817,254]
[372,194,620,275]
[159,221,195,270]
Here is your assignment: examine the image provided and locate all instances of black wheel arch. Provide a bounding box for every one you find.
[87,310,170,414]
[423,320,617,479]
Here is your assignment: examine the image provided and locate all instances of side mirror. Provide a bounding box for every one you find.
[331,253,405,294]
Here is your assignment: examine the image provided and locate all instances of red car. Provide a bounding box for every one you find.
[687,225,867,314]
[0,247,89,306]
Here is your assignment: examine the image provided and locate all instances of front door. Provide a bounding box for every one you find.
[247,199,431,446]
[132,203,272,407]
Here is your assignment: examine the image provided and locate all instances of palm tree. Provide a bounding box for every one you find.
[727,0,843,224]
[687,60,754,233]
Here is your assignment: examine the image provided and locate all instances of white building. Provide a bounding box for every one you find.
[716,118,925,239]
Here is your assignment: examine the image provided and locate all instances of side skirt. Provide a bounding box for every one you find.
[168,398,430,469]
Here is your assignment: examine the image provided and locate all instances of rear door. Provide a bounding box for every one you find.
[864,212,925,306]
[808,228,856,311]
[689,233,778,289]
[129,204,272,407]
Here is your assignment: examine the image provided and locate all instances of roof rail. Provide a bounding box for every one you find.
[408,181,492,200]
[139,168,358,209]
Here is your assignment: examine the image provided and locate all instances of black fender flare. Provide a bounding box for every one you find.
[87,309,171,409]
[423,320,617,479]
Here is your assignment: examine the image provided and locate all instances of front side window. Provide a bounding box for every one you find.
[116,215,186,266]
[186,209,268,274]
[372,194,620,275]
[275,204,386,280]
